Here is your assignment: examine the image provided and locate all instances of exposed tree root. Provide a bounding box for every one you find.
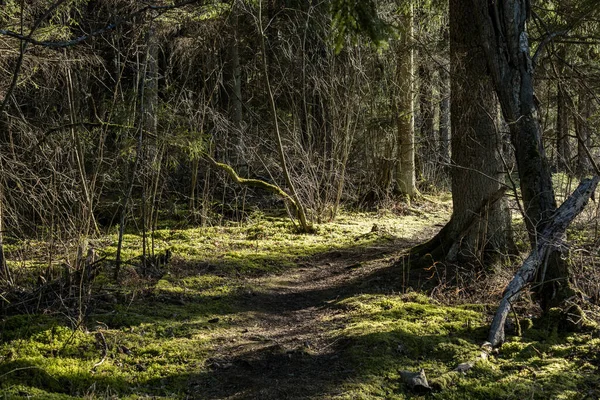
[407,188,508,265]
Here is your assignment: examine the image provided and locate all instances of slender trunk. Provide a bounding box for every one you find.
[396,2,417,197]
[258,0,312,232]
[66,62,98,236]
[576,87,593,177]
[115,24,156,280]
[419,64,436,168]
[0,184,9,282]
[438,64,450,165]
[230,8,243,157]
[143,24,159,264]
[556,82,571,173]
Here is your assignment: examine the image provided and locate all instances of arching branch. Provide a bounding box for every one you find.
[205,155,299,210]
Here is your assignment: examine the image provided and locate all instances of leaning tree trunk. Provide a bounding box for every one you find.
[410,0,514,265]
[488,177,600,346]
[469,0,594,311]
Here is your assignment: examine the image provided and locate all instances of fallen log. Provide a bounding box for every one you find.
[488,176,600,347]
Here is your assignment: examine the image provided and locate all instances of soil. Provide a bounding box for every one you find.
[189,234,436,399]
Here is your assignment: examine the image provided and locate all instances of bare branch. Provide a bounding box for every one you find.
[0,0,205,49]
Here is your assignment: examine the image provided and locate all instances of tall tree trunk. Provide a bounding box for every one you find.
[396,2,417,198]
[470,0,581,310]
[556,82,572,173]
[449,0,513,263]
[419,63,436,170]
[438,63,450,165]
[411,0,514,265]
[576,86,594,177]
[229,7,243,158]
[258,0,312,232]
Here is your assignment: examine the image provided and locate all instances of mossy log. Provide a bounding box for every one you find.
[488,176,600,347]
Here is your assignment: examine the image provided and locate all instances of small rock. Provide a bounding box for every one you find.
[481,341,493,353]
[399,369,432,393]
[455,362,474,374]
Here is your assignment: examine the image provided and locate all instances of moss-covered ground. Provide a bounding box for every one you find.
[1,196,600,399]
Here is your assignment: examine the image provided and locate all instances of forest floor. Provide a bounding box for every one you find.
[1,193,600,399]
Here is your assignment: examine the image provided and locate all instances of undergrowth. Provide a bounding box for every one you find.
[1,195,600,399]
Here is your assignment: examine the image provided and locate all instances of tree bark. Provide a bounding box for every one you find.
[488,177,600,346]
[576,87,594,177]
[419,63,436,168]
[469,0,590,310]
[229,7,243,159]
[556,82,572,173]
[258,0,312,232]
[410,0,514,265]
[396,1,417,198]
[438,64,450,165]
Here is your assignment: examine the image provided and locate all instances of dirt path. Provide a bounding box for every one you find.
[191,237,428,399]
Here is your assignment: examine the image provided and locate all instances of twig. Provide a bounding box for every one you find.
[0,366,42,380]
[92,331,108,369]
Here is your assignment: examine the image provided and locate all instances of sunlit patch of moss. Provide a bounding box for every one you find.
[93,210,448,279]
[0,305,228,398]
[0,208,456,399]
[9,204,600,399]
[325,293,600,399]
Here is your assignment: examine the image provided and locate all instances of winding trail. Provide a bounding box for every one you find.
[190,235,433,399]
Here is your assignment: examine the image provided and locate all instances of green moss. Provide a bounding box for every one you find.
[324,292,600,399]
[4,206,600,399]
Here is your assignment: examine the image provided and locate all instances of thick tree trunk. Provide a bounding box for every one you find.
[449,0,513,262]
[411,0,514,265]
[469,0,593,311]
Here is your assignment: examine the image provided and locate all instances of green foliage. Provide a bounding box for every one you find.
[330,0,393,53]
[329,293,600,399]
[158,2,231,26]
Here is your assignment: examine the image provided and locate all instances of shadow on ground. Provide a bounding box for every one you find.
[3,226,596,400]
